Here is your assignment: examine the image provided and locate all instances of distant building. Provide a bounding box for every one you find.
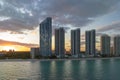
[55,28,65,58]
[39,17,52,57]
[30,48,39,59]
[85,29,96,56]
[71,29,80,57]
[101,34,111,56]
[114,35,120,56]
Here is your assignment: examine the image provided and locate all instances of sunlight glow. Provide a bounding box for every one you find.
[2,46,16,51]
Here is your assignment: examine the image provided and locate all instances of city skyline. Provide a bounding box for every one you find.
[39,17,120,57]
[1,1,120,80]
[0,0,120,51]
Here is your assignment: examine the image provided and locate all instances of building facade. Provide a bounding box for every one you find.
[85,31,91,55]
[71,29,80,57]
[114,35,120,56]
[30,48,39,59]
[55,28,65,58]
[39,17,52,57]
[101,35,111,56]
[85,30,96,56]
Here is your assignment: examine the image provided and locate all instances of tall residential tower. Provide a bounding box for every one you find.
[114,35,120,56]
[55,28,65,58]
[71,29,80,57]
[39,17,52,57]
[101,34,111,56]
[85,29,96,56]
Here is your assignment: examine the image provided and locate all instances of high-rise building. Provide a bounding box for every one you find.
[55,28,65,58]
[39,17,52,57]
[91,30,96,56]
[71,29,80,57]
[114,35,120,56]
[85,29,96,56]
[101,34,111,56]
[85,31,91,55]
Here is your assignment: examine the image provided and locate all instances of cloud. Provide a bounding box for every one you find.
[0,19,34,34]
[97,21,120,32]
[0,39,38,47]
[0,0,119,34]
[41,0,119,27]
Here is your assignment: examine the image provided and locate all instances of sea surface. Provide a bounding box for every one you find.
[0,58,120,80]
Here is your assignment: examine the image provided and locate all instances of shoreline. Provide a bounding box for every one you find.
[0,57,120,62]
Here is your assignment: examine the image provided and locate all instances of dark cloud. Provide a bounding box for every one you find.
[0,0,119,34]
[97,21,120,32]
[0,19,35,34]
[0,39,38,47]
[96,33,105,37]
[41,0,119,27]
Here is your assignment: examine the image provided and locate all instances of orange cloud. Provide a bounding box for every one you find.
[0,39,38,48]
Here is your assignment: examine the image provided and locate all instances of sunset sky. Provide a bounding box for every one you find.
[0,0,120,51]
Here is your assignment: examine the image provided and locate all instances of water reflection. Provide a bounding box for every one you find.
[94,59,103,80]
[80,60,87,80]
[39,61,51,80]
[0,61,32,80]
[0,59,120,80]
[50,61,56,74]
[63,60,72,80]
[49,61,57,80]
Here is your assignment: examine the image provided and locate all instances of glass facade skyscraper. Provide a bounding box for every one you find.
[39,17,52,57]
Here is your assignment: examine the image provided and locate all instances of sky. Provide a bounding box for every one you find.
[0,0,120,51]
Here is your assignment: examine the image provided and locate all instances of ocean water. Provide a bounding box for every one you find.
[0,59,120,80]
